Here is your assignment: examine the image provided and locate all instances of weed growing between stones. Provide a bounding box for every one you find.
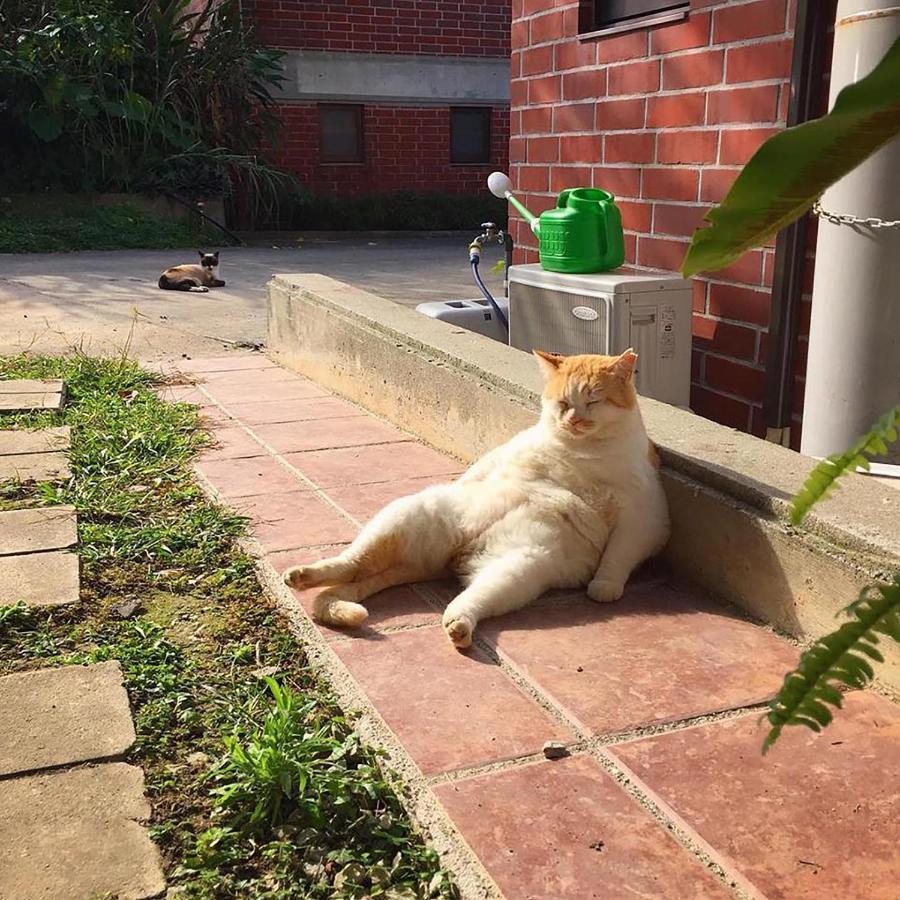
[0,354,457,900]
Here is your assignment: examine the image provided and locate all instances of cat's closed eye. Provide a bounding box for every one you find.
[558,400,571,411]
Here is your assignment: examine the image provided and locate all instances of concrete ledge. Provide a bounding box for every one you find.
[267,273,900,691]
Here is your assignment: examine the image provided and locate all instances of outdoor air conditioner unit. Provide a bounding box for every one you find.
[508,264,693,408]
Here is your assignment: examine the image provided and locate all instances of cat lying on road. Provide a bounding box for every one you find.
[158,251,225,292]
[282,349,670,649]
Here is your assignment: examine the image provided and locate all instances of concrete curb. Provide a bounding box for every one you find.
[266,273,900,693]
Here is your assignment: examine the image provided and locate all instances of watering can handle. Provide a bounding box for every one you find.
[556,190,572,209]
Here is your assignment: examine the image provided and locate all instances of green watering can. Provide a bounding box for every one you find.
[488,172,625,274]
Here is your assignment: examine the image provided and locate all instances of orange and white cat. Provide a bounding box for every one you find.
[282,349,670,649]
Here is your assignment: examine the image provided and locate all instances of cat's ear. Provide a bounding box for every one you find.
[533,349,564,378]
[610,348,638,378]
[213,251,219,260]
[197,250,204,258]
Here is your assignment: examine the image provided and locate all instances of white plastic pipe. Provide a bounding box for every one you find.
[801,0,900,467]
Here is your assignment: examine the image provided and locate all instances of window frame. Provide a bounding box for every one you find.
[578,0,689,39]
[449,106,492,166]
[319,103,364,165]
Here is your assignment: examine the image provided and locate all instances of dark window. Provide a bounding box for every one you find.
[319,104,363,163]
[450,107,491,164]
[579,0,689,33]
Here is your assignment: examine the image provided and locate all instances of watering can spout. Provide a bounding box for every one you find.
[487,172,540,235]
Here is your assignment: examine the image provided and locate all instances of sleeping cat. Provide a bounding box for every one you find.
[158,251,225,292]
[282,349,670,649]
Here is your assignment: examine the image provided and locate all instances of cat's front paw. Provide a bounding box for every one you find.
[283,565,312,589]
[587,575,625,604]
[442,612,474,650]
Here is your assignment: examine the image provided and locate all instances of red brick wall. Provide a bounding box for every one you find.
[511,0,805,435]
[243,0,510,56]
[268,104,510,195]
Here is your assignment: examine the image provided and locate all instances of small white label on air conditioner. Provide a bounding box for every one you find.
[659,304,676,359]
[571,306,599,321]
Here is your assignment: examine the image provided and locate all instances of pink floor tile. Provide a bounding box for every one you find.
[268,547,439,636]
[174,355,275,373]
[478,581,799,735]
[435,755,729,899]
[252,418,408,455]
[326,475,460,523]
[284,442,463,490]
[333,626,573,774]
[237,491,357,552]
[200,426,266,461]
[226,397,366,425]
[201,377,330,406]
[196,456,302,499]
[610,691,900,899]
[156,385,207,405]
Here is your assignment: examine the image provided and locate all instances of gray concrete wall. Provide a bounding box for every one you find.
[276,51,510,105]
[267,273,900,693]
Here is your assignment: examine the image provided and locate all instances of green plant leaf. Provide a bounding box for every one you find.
[790,406,900,524]
[27,107,63,142]
[682,35,900,276]
[121,90,152,123]
[763,573,900,752]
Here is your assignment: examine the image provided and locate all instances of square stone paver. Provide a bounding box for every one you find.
[201,374,330,405]
[0,392,63,412]
[478,581,799,735]
[0,451,70,483]
[285,441,463,489]
[0,762,166,900]
[0,379,64,394]
[269,546,440,637]
[156,384,208,405]
[326,474,460,523]
[0,662,135,776]
[226,396,367,425]
[196,455,302,498]
[252,417,408,454]
[0,505,77,556]
[0,550,79,607]
[0,426,70,455]
[610,691,900,899]
[237,490,358,552]
[200,426,267,461]
[333,625,573,775]
[434,755,729,899]
[0,379,65,412]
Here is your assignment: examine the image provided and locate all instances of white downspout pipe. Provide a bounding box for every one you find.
[800,0,900,470]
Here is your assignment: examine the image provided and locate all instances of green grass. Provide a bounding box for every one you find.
[0,353,456,899]
[0,203,225,253]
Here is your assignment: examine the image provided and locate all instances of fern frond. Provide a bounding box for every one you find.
[790,406,900,525]
[763,572,900,752]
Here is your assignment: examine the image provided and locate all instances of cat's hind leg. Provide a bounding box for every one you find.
[283,484,459,627]
[442,549,554,649]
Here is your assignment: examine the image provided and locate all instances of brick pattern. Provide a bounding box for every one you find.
[510,0,833,438]
[268,103,510,196]
[243,0,510,56]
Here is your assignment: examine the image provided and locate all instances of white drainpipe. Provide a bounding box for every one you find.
[800,0,900,470]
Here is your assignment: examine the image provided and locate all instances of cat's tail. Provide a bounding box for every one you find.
[312,588,369,628]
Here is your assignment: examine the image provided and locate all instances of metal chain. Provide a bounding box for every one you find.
[812,200,900,229]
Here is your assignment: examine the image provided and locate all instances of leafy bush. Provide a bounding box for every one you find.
[0,203,223,252]
[273,190,509,232]
[0,0,290,209]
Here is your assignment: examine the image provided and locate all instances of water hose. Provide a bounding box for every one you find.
[470,249,509,333]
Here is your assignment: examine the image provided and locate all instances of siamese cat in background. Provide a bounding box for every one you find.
[158,251,225,292]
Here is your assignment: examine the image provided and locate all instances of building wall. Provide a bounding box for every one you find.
[510,0,818,440]
[267,104,510,196]
[243,0,509,57]
[243,0,512,199]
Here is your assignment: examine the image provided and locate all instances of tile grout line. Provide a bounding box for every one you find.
[590,746,769,900]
